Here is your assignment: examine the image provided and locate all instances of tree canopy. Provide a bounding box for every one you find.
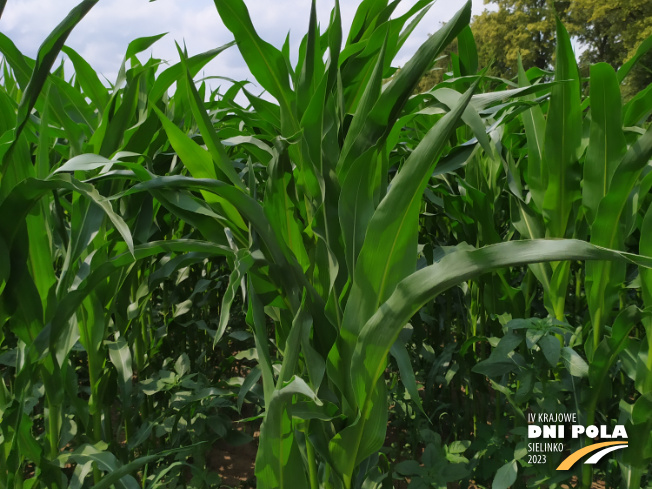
[568,0,652,95]
[471,0,651,94]
[472,0,568,78]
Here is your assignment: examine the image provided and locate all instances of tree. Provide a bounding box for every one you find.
[471,0,651,94]
[471,0,570,78]
[566,0,652,96]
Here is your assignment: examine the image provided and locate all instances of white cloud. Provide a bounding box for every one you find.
[1,0,488,93]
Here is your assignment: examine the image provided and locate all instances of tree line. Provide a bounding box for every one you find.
[417,0,651,97]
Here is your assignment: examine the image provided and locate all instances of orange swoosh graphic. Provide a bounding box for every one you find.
[556,441,628,470]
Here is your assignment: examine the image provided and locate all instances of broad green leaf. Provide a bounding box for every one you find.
[338,38,387,276]
[632,393,652,425]
[151,104,247,232]
[83,444,197,489]
[212,0,294,129]
[176,44,245,190]
[396,2,433,57]
[583,63,627,224]
[510,197,553,308]
[431,87,493,156]
[330,81,476,407]
[55,153,149,181]
[457,26,478,76]
[68,444,139,489]
[263,145,311,272]
[339,2,431,115]
[337,1,472,176]
[339,34,387,183]
[93,71,141,156]
[25,212,55,308]
[149,42,235,102]
[107,336,133,400]
[328,377,387,482]
[296,0,320,117]
[69,460,93,489]
[12,0,100,146]
[117,176,301,284]
[470,83,555,111]
[215,250,256,346]
[0,175,133,255]
[17,414,43,463]
[115,33,167,86]
[247,284,276,409]
[539,334,561,367]
[0,90,17,138]
[325,0,343,91]
[238,366,262,412]
[561,347,589,378]
[620,341,651,395]
[492,460,518,489]
[641,205,652,310]
[244,88,281,129]
[0,32,33,89]
[61,45,108,111]
[389,340,425,416]
[517,55,546,212]
[587,124,652,346]
[278,301,312,386]
[588,307,642,396]
[255,377,319,489]
[351,239,652,408]
[49,75,97,139]
[174,353,190,377]
[346,0,389,45]
[299,69,329,178]
[300,298,327,388]
[542,20,581,238]
[125,33,166,61]
[2,225,45,347]
[472,332,525,377]
[58,197,104,292]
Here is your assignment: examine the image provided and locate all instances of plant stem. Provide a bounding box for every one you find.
[342,473,352,489]
[47,402,61,459]
[305,423,319,489]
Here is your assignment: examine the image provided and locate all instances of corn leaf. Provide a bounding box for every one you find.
[337,1,472,176]
[212,0,293,128]
[351,239,652,408]
[12,0,100,146]
[583,63,626,224]
[542,20,581,238]
[255,377,319,489]
[330,81,476,407]
[587,124,652,346]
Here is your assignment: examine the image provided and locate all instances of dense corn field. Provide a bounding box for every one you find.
[1,1,651,488]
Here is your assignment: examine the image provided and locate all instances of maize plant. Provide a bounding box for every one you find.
[0,0,652,488]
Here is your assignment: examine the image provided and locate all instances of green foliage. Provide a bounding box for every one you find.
[472,0,569,78]
[471,0,652,95]
[0,1,651,489]
[567,0,652,97]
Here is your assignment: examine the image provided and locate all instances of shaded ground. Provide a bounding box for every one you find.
[561,477,607,489]
[206,431,258,488]
[204,428,606,488]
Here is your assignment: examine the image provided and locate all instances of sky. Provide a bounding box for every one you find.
[0,0,490,94]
